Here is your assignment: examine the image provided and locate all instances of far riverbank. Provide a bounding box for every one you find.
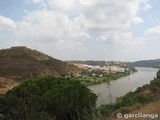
[89,67,159,106]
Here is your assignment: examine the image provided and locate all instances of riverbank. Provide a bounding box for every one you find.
[95,69,160,120]
[74,71,132,86]
[69,60,137,86]
[89,67,158,106]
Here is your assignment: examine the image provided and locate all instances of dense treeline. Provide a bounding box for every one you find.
[0,76,97,120]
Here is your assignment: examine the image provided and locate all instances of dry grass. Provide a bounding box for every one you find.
[107,100,160,120]
[0,77,18,94]
[0,47,82,81]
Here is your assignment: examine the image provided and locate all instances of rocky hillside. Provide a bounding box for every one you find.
[0,77,18,94]
[0,46,82,81]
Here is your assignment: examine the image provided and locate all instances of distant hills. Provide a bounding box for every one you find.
[0,46,82,82]
[127,59,160,68]
[69,59,160,68]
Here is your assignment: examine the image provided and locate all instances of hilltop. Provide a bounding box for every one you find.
[0,46,82,81]
[0,46,82,93]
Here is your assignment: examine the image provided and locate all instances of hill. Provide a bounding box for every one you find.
[0,77,18,94]
[0,46,82,93]
[127,59,160,68]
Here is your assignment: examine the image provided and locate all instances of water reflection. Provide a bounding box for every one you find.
[89,67,159,106]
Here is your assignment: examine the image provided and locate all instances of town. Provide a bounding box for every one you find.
[70,61,136,86]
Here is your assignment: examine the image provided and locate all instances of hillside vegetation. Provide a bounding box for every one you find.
[0,47,82,81]
[0,47,137,94]
[0,76,97,120]
[96,69,160,120]
[68,60,136,86]
[0,46,83,94]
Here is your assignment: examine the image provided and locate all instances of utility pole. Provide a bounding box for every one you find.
[106,80,112,103]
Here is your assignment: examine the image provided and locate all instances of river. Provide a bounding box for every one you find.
[88,67,159,106]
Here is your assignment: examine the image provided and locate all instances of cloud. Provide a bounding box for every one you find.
[142,0,152,10]
[97,31,145,47]
[0,16,17,48]
[144,26,160,35]
[0,0,153,60]
[30,0,45,4]
[30,0,143,30]
[132,17,143,24]
[143,26,160,41]
[95,30,146,61]
[128,26,160,60]
[143,4,151,10]
[0,16,16,30]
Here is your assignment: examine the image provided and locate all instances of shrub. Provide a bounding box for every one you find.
[156,70,160,78]
[0,76,97,120]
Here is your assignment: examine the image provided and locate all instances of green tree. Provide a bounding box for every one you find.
[156,70,160,78]
[0,76,97,120]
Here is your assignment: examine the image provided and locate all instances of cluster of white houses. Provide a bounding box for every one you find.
[78,64,128,73]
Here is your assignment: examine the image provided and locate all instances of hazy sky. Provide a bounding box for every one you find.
[0,0,160,61]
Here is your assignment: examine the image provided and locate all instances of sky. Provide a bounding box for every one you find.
[0,0,160,61]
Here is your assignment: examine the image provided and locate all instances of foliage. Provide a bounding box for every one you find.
[96,70,160,118]
[78,71,130,86]
[156,69,160,78]
[150,77,160,92]
[0,76,97,120]
[96,91,152,117]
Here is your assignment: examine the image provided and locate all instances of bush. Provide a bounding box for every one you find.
[0,76,97,120]
[156,70,160,78]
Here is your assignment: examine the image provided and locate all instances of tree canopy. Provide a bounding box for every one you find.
[0,76,97,120]
[156,69,160,78]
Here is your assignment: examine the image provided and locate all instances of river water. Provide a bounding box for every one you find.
[88,67,159,106]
